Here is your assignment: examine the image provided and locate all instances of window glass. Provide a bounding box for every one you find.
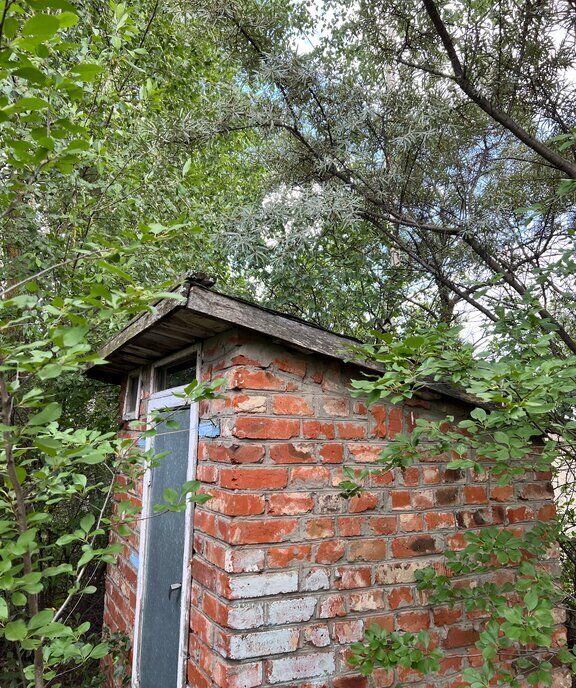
[156,355,196,391]
[124,374,140,419]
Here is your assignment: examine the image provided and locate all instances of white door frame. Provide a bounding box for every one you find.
[131,345,201,688]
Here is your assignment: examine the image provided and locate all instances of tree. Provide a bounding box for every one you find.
[183,0,575,339]
[0,2,236,685]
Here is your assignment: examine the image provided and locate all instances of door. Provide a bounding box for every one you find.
[135,351,199,688]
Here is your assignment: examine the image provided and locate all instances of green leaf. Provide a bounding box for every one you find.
[38,363,62,380]
[28,402,62,426]
[525,589,538,611]
[12,67,46,85]
[58,11,79,28]
[90,642,109,659]
[29,609,54,629]
[9,97,50,112]
[4,619,27,641]
[70,63,104,81]
[21,13,61,39]
[80,512,95,533]
[0,597,7,621]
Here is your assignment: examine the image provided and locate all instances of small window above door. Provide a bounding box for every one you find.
[123,372,141,420]
[155,354,197,392]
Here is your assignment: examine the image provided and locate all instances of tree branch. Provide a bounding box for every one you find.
[421,0,576,179]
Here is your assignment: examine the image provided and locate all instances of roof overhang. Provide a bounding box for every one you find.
[86,283,365,384]
[86,282,490,411]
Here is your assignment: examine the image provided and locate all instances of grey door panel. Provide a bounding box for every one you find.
[139,408,190,688]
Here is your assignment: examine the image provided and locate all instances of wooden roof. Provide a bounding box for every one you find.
[86,282,365,384]
[86,281,488,410]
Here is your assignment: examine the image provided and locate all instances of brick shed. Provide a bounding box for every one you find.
[87,280,558,688]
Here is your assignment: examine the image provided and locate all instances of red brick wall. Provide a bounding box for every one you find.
[103,328,561,687]
[187,330,559,688]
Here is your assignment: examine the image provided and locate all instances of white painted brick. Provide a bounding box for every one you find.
[225,549,265,573]
[228,628,299,660]
[266,651,336,683]
[228,571,298,599]
[302,567,329,591]
[228,603,265,629]
[267,596,317,625]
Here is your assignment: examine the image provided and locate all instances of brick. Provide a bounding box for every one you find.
[423,467,441,484]
[338,516,364,536]
[269,493,314,515]
[306,518,335,539]
[333,677,369,688]
[274,356,306,378]
[320,444,344,463]
[348,444,382,463]
[456,508,491,528]
[401,467,420,486]
[220,468,288,490]
[267,545,312,568]
[233,394,267,413]
[368,516,397,535]
[318,594,346,618]
[399,513,424,532]
[212,658,262,688]
[464,485,488,504]
[391,491,411,509]
[223,570,298,599]
[222,627,299,659]
[302,420,335,439]
[197,464,218,483]
[204,594,264,629]
[443,468,465,482]
[349,589,385,612]
[333,619,364,643]
[387,407,403,438]
[272,395,313,415]
[302,567,330,591]
[208,443,265,464]
[519,482,554,500]
[412,490,435,509]
[230,369,286,391]
[225,549,265,573]
[370,469,395,486]
[397,609,430,631]
[391,535,441,558]
[304,624,330,647]
[433,605,462,626]
[321,397,350,416]
[538,503,556,521]
[270,442,315,464]
[370,404,387,438]
[187,662,211,688]
[507,505,534,523]
[268,596,317,624]
[265,651,336,684]
[316,540,346,564]
[207,488,265,516]
[491,485,514,502]
[425,511,456,530]
[228,519,298,545]
[291,466,331,486]
[349,492,379,513]
[334,567,371,589]
[337,422,366,440]
[436,487,459,506]
[444,625,479,649]
[233,417,300,440]
[387,586,414,609]
[349,539,387,561]
[317,494,342,513]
